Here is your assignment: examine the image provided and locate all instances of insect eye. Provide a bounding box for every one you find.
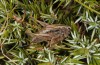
[67,27,71,30]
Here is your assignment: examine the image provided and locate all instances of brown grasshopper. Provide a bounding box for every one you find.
[25,20,71,47]
[13,14,71,48]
